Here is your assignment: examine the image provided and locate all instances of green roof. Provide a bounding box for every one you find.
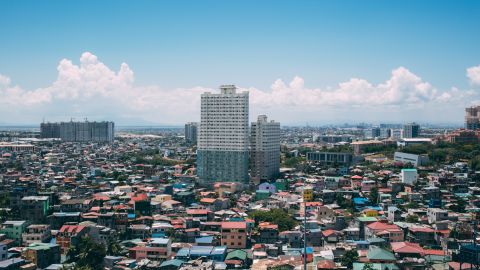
[225,250,247,261]
[160,259,184,268]
[353,263,400,270]
[401,168,417,172]
[367,247,396,261]
[27,243,57,250]
[357,216,378,222]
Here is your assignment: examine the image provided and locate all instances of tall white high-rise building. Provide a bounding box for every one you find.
[250,115,280,183]
[197,85,249,184]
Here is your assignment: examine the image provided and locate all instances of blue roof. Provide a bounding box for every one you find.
[175,248,190,258]
[353,197,369,204]
[150,238,170,244]
[190,246,213,255]
[195,236,214,244]
[211,246,227,255]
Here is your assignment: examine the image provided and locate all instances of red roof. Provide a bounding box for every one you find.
[424,249,445,256]
[59,225,86,234]
[391,242,424,255]
[221,221,247,229]
[322,229,337,237]
[186,209,209,215]
[409,227,435,233]
[367,221,400,231]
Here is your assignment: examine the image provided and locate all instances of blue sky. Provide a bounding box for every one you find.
[1,1,480,125]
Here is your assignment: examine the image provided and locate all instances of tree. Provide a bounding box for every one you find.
[106,240,123,256]
[341,249,359,268]
[369,187,379,205]
[405,215,419,223]
[249,209,297,231]
[363,263,375,270]
[67,237,106,270]
[449,198,467,213]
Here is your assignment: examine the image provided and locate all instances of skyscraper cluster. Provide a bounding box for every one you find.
[40,121,115,143]
[196,85,280,185]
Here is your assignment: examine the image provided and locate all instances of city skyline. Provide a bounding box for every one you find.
[1,1,480,125]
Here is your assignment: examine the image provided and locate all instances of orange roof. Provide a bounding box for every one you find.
[221,221,247,229]
[200,198,216,204]
[259,222,278,230]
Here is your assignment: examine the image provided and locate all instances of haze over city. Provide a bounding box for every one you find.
[1,1,480,126]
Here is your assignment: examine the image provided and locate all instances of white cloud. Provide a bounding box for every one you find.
[467,65,480,86]
[0,52,477,124]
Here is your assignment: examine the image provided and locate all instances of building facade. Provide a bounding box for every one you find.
[402,122,420,138]
[40,121,114,142]
[394,152,429,167]
[197,85,249,184]
[306,152,353,165]
[250,115,280,182]
[465,105,480,130]
[185,122,198,144]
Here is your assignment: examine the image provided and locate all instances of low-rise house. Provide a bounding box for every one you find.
[257,222,279,244]
[0,221,29,245]
[407,226,436,246]
[365,221,404,242]
[129,238,172,262]
[20,196,50,223]
[22,224,51,246]
[427,208,448,224]
[56,225,87,254]
[221,222,247,249]
[21,243,61,269]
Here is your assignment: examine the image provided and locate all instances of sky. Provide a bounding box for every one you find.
[1,0,480,126]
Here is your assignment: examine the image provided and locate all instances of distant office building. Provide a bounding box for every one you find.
[351,140,384,155]
[394,152,429,167]
[363,127,380,139]
[397,138,432,147]
[317,135,353,143]
[403,122,420,138]
[379,128,391,138]
[465,105,480,130]
[40,122,61,138]
[185,122,198,144]
[390,129,403,140]
[306,152,353,165]
[40,121,114,142]
[250,115,280,182]
[380,123,402,129]
[197,85,249,184]
[445,129,480,143]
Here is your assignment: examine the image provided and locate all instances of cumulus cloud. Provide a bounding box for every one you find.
[0,52,477,124]
[467,65,480,86]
